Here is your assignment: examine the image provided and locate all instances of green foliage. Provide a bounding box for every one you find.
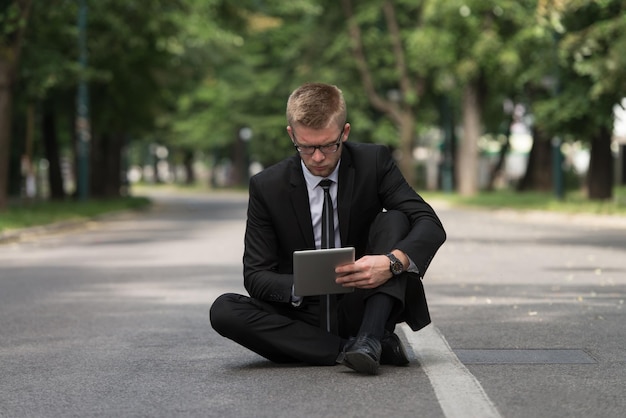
[17,1,81,102]
[529,0,625,140]
[559,0,626,100]
[86,0,188,135]
[162,0,350,166]
[0,3,21,37]
[7,0,626,197]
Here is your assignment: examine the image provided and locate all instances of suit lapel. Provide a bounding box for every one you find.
[337,147,354,246]
[288,156,315,249]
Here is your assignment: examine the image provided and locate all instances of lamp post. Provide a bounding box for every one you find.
[75,0,90,199]
[551,30,564,200]
[552,136,564,199]
[238,127,253,185]
[439,95,455,193]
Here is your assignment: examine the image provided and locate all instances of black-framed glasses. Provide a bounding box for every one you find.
[291,127,344,155]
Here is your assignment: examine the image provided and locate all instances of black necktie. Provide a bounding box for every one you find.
[318,179,337,334]
[319,179,335,250]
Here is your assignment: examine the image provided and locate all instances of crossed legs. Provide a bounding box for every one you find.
[210,210,412,370]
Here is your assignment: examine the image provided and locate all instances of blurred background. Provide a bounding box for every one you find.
[1,0,625,210]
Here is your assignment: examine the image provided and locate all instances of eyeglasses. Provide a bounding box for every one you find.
[291,127,344,155]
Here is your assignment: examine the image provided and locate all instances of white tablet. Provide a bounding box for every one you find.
[293,247,355,296]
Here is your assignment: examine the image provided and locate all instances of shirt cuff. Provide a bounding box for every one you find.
[291,285,303,307]
[406,256,420,275]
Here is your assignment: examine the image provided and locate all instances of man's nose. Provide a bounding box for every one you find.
[311,148,325,161]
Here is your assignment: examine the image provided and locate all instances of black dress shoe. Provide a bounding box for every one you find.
[380,332,410,366]
[338,334,381,375]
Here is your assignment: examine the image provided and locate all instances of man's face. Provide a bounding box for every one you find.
[288,123,350,178]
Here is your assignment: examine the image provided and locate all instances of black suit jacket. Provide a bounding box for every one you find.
[243,142,446,331]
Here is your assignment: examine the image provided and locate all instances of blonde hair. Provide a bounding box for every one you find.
[286,83,346,130]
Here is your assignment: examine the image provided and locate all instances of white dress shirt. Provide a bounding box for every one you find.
[301,160,341,249]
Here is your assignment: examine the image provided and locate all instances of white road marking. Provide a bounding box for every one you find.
[400,323,502,418]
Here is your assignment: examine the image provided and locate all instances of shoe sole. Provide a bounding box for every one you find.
[344,351,379,375]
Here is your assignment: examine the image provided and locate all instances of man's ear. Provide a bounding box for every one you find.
[342,123,351,142]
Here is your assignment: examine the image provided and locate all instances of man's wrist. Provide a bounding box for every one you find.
[390,250,409,271]
[386,252,405,275]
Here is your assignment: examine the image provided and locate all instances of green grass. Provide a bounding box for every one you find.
[422,186,626,216]
[2,185,624,235]
[0,196,152,233]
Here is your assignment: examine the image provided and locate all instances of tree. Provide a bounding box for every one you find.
[8,0,622,204]
[420,0,541,196]
[538,0,626,200]
[0,0,32,210]
[15,0,80,200]
[14,0,213,198]
[339,0,426,187]
[82,0,194,197]
[164,0,349,182]
[338,0,542,195]
[561,1,625,200]
[514,9,561,193]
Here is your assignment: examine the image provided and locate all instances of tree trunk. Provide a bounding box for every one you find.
[457,83,481,196]
[485,115,513,191]
[42,103,65,200]
[70,113,79,198]
[183,149,195,185]
[517,127,553,192]
[340,0,422,188]
[438,95,456,191]
[398,113,416,187]
[91,132,124,198]
[90,132,103,196]
[104,133,123,197]
[587,125,613,200]
[232,130,248,187]
[0,0,33,210]
[617,144,626,185]
[0,61,13,209]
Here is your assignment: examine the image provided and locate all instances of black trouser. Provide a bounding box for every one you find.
[209,210,411,365]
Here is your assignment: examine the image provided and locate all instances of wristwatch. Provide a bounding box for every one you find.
[386,253,404,276]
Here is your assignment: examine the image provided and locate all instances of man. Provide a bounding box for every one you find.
[210,82,445,375]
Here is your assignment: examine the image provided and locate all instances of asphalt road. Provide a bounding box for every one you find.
[1,190,624,418]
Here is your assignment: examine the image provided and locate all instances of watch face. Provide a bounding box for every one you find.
[391,261,403,274]
[387,253,403,275]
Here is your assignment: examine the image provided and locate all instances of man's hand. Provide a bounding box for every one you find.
[334,255,393,289]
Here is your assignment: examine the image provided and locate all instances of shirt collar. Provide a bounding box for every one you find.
[301,160,341,189]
